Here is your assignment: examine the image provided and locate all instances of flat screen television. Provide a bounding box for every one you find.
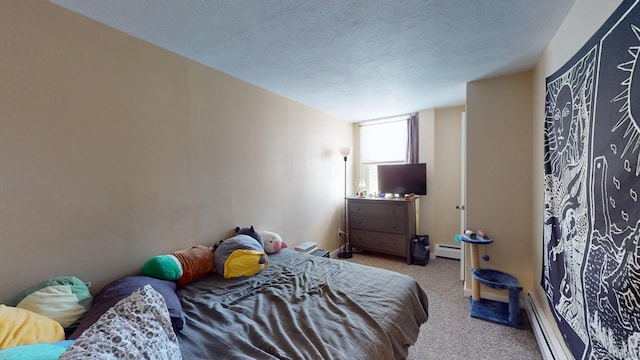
[377,163,427,195]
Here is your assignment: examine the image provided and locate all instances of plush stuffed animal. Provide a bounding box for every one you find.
[141,245,214,287]
[235,225,264,248]
[213,226,268,279]
[260,231,287,254]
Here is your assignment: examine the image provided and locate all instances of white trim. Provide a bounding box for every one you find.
[359,114,412,126]
[524,291,567,360]
[434,244,461,259]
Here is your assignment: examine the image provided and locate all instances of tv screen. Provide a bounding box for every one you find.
[377,163,427,195]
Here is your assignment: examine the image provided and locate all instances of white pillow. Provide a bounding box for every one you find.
[17,285,87,329]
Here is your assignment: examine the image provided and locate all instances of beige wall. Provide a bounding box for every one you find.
[531,0,623,355]
[0,2,352,300]
[417,109,435,238]
[465,71,533,294]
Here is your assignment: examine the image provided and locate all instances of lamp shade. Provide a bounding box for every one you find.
[339,147,351,157]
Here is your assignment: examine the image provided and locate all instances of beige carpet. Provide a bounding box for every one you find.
[343,251,543,360]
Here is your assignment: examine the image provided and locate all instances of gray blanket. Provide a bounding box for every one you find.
[177,249,428,359]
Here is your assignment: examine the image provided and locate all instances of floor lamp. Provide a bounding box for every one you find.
[338,147,352,258]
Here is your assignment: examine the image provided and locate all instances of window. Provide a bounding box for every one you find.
[359,117,408,195]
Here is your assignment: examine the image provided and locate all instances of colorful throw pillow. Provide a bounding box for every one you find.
[142,246,214,286]
[223,249,269,278]
[69,276,185,339]
[172,245,214,286]
[142,255,183,281]
[3,276,91,330]
[0,305,65,350]
[61,285,182,360]
[214,234,268,279]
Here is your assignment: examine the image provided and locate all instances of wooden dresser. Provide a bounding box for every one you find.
[347,196,418,264]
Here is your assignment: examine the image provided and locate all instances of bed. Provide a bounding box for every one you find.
[177,249,429,359]
[0,249,428,359]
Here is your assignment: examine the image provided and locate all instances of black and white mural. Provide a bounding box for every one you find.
[543,1,640,359]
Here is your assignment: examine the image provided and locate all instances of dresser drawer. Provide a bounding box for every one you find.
[350,229,406,257]
[348,202,405,220]
[349,215,406,234]
[346,197,417,264]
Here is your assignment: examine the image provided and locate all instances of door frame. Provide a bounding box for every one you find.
[460,111,467,282]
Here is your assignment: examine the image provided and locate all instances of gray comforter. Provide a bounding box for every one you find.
[177,249,428,359]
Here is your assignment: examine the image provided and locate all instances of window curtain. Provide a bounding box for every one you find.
[406,113,419,163]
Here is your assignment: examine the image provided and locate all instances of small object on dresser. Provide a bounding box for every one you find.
[310,249,330,258]
[295,241,317,252]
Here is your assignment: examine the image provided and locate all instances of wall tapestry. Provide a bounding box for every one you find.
[543,1,640,359]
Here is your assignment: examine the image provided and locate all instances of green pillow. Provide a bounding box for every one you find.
[141,255,183,281]
[3,276,92,330]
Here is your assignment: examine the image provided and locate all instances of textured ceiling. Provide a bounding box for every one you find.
[51,0,575,121]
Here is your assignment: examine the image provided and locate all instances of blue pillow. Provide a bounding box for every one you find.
[69,276,184,339]
[0,340,73,360]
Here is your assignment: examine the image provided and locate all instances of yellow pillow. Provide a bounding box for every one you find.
[0,305,65,350]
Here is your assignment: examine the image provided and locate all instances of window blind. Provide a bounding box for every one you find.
[359,118,407,164]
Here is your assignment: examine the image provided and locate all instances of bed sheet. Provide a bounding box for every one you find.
[177,249,428,360]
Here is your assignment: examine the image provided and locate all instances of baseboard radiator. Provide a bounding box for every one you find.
[434,244,461,259]
[524,291,566,360]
